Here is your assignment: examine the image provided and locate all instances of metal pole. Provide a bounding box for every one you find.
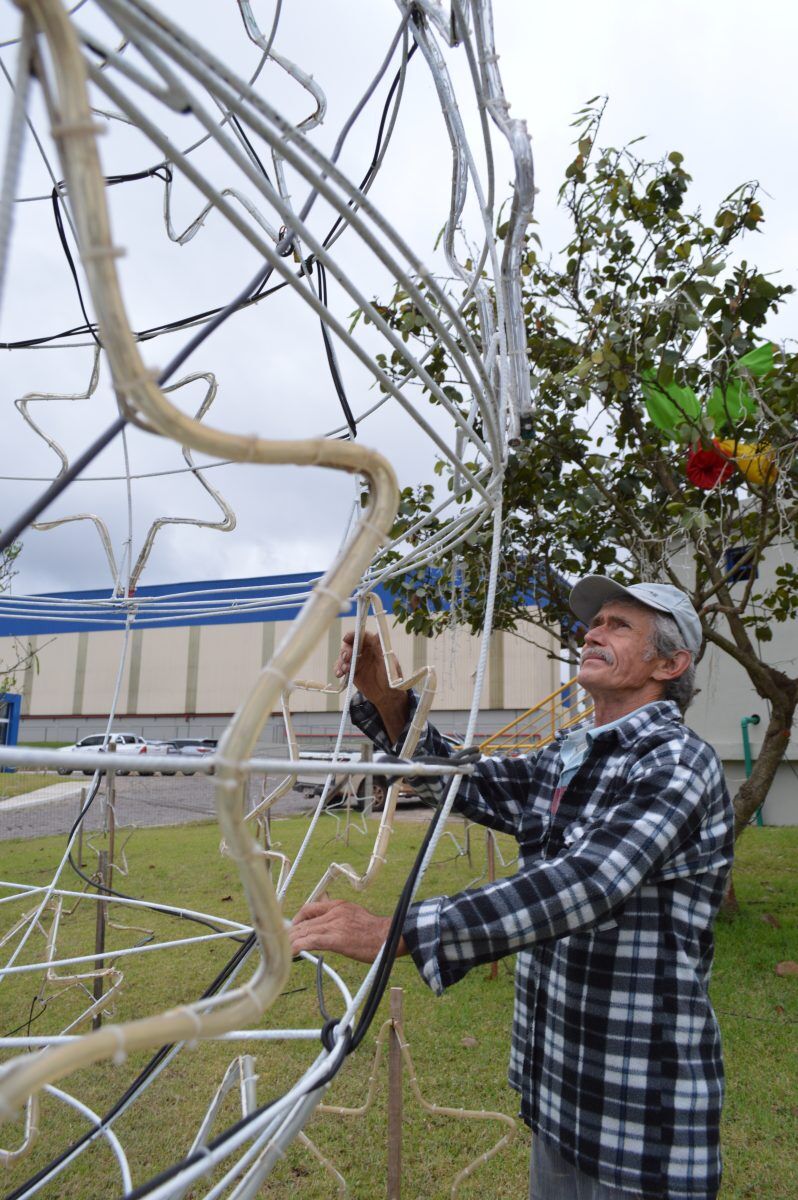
[741,715,763,826]
[92,849,108,1030]
[387,986,403,1199]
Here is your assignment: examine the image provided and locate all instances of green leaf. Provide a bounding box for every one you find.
[696,258,725,277]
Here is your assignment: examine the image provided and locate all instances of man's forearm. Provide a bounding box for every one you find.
[372,688,411,746]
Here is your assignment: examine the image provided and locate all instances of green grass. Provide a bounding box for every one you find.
[18,741,71,749]
[0,820,794,1198]
[0,771,61,800]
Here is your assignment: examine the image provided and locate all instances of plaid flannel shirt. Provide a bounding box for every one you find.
[352,695,734,1200]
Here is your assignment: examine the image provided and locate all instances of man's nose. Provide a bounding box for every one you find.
[584,626,603,645]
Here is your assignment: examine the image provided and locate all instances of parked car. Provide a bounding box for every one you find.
[56,733,177,776]
[295,751,415,810]
[160,738,216,775]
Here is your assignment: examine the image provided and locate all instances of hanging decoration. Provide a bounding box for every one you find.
[642,343,774,438]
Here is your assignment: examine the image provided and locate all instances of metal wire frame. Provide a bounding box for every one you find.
[0,2,533,1193]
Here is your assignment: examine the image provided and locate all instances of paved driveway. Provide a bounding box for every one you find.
[0,772,318,841]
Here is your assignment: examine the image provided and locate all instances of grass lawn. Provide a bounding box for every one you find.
[0,818,794,1199]
[0,771,61,800]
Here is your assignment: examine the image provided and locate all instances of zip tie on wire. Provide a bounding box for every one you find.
[80,244,127,262]
[108,1024,127,1067]
[50,119,106,137]
[178,1003,204,1050]
[313,583,351,608]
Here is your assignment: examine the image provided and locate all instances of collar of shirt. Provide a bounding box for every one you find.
[558,702,655,782]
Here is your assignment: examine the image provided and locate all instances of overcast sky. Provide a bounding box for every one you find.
[1,1,796,598]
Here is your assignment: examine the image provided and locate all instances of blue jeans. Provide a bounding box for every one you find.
[529,1133,644,1199]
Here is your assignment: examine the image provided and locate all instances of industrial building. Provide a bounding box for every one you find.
[0,571,562,749]
[0,567,793,824]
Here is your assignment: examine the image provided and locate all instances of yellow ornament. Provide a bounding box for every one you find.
[715,440,778,486]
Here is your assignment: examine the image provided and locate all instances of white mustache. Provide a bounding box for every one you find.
[581,647,614,665]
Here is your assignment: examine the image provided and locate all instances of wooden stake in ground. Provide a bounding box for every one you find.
[388,986,403,1199]
[486,831,498,980]
[92,849,108,1031]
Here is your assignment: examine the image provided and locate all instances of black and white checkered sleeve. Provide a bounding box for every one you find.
[403,736,718,993]
[351,691,545,837]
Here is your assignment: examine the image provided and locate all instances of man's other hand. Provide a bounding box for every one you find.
[335,631,410,743]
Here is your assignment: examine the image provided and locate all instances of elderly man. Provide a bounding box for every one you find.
[290,577,734,1200]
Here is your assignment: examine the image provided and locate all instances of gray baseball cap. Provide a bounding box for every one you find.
[569,576,702,653]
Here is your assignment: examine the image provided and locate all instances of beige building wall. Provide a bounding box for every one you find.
[24,633,78,716]
[136,626,190,713]
[7,608,562,720]
[195,622,263,714]
[81,630,133,716]
[501,624,562,710]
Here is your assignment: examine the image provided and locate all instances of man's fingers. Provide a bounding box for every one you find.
[292,898,343,924]
[335,632,356,679]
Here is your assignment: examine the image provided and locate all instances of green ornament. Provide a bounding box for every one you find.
[641,371,701,435]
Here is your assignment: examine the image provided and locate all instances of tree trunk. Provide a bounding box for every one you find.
[731,694,797,839]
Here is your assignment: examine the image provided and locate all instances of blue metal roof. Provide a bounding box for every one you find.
[0,572,398,635]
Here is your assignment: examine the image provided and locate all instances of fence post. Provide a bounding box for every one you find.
[387,986,403,1199]
[92,849,108,1030]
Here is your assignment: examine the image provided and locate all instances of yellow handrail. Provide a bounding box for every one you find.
[480,679,593,755]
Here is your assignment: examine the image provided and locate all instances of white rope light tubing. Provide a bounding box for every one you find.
[0,0,398,1120]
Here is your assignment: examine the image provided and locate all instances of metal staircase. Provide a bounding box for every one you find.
[479,679,594,756]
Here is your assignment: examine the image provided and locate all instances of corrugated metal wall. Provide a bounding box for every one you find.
[1,613,560,720]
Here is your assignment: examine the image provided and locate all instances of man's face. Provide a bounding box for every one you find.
[576,600,660,698]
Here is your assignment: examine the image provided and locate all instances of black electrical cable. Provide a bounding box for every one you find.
[0,239,278,555]
[316,260,357,439]
[321,40,418,253]
[0,271,292,351]
[51,188,100,347]
[2,994,45,1040]
[229,112,272,186]
[48,166,175,349]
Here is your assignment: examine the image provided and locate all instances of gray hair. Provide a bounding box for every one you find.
[648,612,696,712]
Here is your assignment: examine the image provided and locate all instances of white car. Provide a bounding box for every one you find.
[295,751,416,810]
[161,738,216,775]
[56,733,177,776]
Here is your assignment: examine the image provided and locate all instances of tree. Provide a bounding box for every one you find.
[371,100,798,837]
[0,537,24,695]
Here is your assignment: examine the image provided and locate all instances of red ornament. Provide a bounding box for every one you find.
[685,440,736,490]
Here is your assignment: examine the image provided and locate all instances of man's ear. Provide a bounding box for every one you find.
[651,649,692,682]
